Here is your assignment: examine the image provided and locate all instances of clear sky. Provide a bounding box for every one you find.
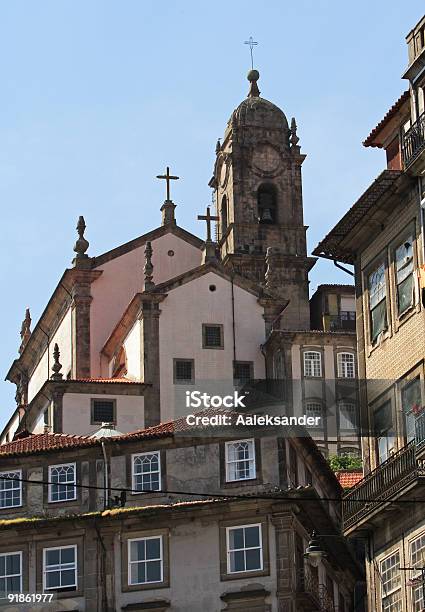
[0,1,423,427]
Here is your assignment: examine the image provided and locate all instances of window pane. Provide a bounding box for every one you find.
[46,571,60,589]
[146,560,161,582]
[92,400,114,423]
[204,325,222,347]
[46,550,60,566]
[244,526,260,548]
[131,563,145,585]
[229,528,244,551]
[175,360,193,382]
[229,550,245,572]
[245,548,261,571]
[146,538,160,560]
[61,569,76,586]
[369,264,386,308]
[397,274,413,314]
[5,555,20,576]
[371,299,387,341]
[60,547,75,565]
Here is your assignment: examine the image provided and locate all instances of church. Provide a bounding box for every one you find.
[0,69,363,611]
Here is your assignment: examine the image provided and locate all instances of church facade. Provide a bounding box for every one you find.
[0,69,364,611]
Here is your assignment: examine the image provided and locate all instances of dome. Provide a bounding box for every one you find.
[229,70,289,131]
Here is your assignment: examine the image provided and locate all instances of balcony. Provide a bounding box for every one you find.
[327,312,356,332]
[402,112,425,170]
[296,568,336,611]
[343,440,425,531]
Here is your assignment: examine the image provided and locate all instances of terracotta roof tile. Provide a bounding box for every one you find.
[0,433,97,456]
[363,91,409,148]
[72,377,142,384]
[336,470,363,489]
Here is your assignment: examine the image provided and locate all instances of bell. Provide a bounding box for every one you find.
[259,208,273,223]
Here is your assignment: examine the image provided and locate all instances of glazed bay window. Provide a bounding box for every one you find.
[48,463,76,503]
[128,536,163,585]
[132,452,161,492]
[226,524,263,574]
[43,545,77,590]
[380,551,401,611]
[337,352,355,378]
[0,552,22,598]
[395,238,414,315]
[225,439,256,482]
[402,377,422,442]
[0,471,22,508]
[410,533,425,611]
[303,351,322,377]
[368,263,387,342]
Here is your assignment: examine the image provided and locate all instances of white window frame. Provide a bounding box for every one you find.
[368,263,387,342]
[395,236,414,316]
[337,352,356,378]
[305,402,323,428]
[43,545,77,591]
[303,351,322,377]
[48,463,76,503]
[226,523,263,574]
[131,452,161,493]
[410,532,425,611]
[0,470,22,509]
[128,536,163,585]
[225,439,256,482]
[380,550,401,612]
[0,551,22,599]
[338,401,358,431]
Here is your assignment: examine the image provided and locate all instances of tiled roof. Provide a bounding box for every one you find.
[336,470,363,489]
[0,433,97,456]
[72,377,142,384]
[363,91,410,148]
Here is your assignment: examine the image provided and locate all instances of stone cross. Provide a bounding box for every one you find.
[156,166,179,202]
[197,206,219,243]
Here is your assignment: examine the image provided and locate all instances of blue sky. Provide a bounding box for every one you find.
[0,1,423,426]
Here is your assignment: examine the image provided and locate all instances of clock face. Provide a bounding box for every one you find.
[252,144,281,174]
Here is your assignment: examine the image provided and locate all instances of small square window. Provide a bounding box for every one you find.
[202,324,223,349]
[128,536,163,585]
[173,359,194,384]
[233,362,253,386]
[91,399,116,424]
[226,524,263,574]
[43,545,77,591]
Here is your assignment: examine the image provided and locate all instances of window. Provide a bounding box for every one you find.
[173,359,194,384]
[91,399,115,424]
[257,184,277,224]
[273,349,285,380]
[368,263,387,342]
[43,545,77,591]
[0,471,22,508]
[380,551,401,611]
[132,452,161,492]
[128,537,163,585]
[48,463,76,503]
[202,324,223,349]
[337,353,355,378]
[410,533,425,611]
[225,440,256,482]
[374,402,395,465]
[305,402,323,429]
[221,195,228,236]
[402,377,422,443]
[226,524,263,573]
[0,552,22,599]
[233,362,253,386]
[338,401,358,431]
[395,238,414,315]
[303,351,322,377]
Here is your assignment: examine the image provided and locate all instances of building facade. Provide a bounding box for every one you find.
[314,13,425,612]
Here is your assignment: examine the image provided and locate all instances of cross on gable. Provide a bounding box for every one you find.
[156,166,179,201]
[197,206,219,242]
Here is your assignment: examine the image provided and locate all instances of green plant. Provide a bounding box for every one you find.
[328,455,362,471]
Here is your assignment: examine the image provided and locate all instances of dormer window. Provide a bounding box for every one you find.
[257,184,277,224]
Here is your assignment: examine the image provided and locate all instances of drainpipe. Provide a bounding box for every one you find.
[230,275,236,364]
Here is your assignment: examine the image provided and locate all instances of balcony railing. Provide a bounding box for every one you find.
[327,312,356,332]
[343,440,425,530]
[402,112,425,168]
[297,568,335,611]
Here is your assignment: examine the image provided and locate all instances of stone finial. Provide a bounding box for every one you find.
[19,308,32,355]
[290,117,299,147]
[51,343,63,380]
[215,139,221,155]
[247,69,260,98]
[73,216,89,260]
[143,241,155,291]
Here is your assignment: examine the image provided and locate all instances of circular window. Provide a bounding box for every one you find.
[168,250,175,257]
[209,284,216,292]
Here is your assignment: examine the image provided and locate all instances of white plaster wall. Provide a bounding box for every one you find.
[0,413,20,445]
[122,320,142,380]
[115,519,278,612]
[27,309,72,403]
[62,392,144,435]
[90,233,201,376]
[159,272,266,422]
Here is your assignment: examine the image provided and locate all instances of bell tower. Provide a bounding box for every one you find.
[210,70,316,329]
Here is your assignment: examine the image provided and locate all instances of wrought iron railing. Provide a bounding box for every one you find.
[402,112,425,168]
[297,568,335,611]
[343,441,425,530]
